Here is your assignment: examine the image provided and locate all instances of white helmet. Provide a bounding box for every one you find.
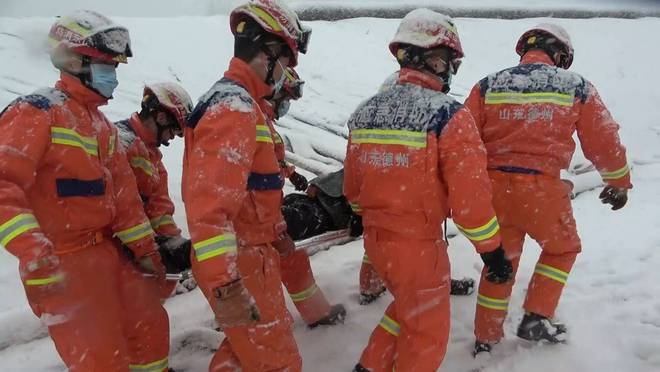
[389,8,464,60]
[516,23,574,69]
[142,82,193,131]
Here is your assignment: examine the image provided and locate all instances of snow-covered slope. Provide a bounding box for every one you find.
[0,13,659,372]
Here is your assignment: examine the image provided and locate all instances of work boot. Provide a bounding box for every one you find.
[359,286,386,305]
[353,363,370,372]
[450,278,475,296]
[309,303,347,328]
[472,340,492,357]
[517,312,567,343]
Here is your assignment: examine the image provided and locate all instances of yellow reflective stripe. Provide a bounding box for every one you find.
[248,5,283,32]
[51,127,99,156]
[484,92,575,107]
[109,134,116,156]
[534,263,569,285]
[256,124,273,143]
[193,234,237,262]
[351,129,427,148]
[289,284,319,302]
[150,215,175,230]
[0,213,40,247]
[349,203,362,213]
[130,157,155,176]
[274,132,283,144]
[379,314,400,337]
[129,356,168,372]
[25,272,64,286]
[62,20,94,38]
[362,254,371,264]
[477,294,509,311]
[456,217,500,242]
[116,221,153,244]
[599,164,630,180]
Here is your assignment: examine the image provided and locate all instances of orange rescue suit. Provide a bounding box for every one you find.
[183,58,300,372]
[344,68,502,372]
[0,73,168,371]
[464,50,632,343]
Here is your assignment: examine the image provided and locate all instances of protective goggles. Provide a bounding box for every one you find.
[88,27,132,59]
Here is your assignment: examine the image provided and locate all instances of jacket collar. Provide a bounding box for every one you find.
[397,68,445,92]
[56,73,108,108]
[224,57,273,101]
[520,50,556,66]
[128,113,157,147]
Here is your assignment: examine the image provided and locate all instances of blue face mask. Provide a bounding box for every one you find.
[89,63,119,98]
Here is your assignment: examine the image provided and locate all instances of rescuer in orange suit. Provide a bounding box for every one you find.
[182,0,311,370]
[115,82,195,297]
[261,67,347,328]
[345,9,513,372]
[0,10,170,371]
[464,23,632,356]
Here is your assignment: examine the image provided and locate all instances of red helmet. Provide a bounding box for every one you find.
[516,23,574,69]
[230,0,310,67]
[143,82,193,132]
[48,10,132,64]
[389,9,464,60]
[282,67,304,100]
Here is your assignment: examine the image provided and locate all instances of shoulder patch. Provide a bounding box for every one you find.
[188,78,255,129]
[1,88,67,117]
[431,101,463,135]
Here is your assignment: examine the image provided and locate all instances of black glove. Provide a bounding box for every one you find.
[480,246,513,284]
[599,185,628,210]
[348,214,363,237]
[156,235,192,274]
[289,172,308,191]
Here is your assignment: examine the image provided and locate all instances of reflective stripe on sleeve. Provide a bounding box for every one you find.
[379,314,400,337]
[349,203,362,213]
[25,272,64,286]
[599,164,630,181]
[456,217,500,242]
[130,156,155,176]
[116,221,153,244]
[0,213,40,247]
[150,215,175,230]
[193,234,237,262]
[256,125,273,143]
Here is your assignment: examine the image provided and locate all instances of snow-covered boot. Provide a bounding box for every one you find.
[472,340,492,357]
[450,278,475,296]
[309,303,347,328]
[516,312,567,343]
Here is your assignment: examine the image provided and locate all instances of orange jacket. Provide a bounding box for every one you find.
[115,114,181,237]
[260,100,295,178]
[0,74,156,263]
[464,50,631,188]
[183,58,286,288]
[344,69,501,253]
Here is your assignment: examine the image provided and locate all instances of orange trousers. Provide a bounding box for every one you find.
[194,243,301,372]
[26,240,169,371]
[280,249,332,325]
[474,171,581,342]
[359,228,450,372]
[359,253,385,295]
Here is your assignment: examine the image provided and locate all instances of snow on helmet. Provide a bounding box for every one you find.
[281,67,304,100]
[230,0,310,66]
[48,10,132,64]
[389,8,464,60]
[516,23,574,69]
[142,82,193,132]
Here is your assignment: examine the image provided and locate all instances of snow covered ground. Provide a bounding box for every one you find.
[1,7,660,372]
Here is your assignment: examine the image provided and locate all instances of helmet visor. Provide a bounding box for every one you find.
[88,28,132,59]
